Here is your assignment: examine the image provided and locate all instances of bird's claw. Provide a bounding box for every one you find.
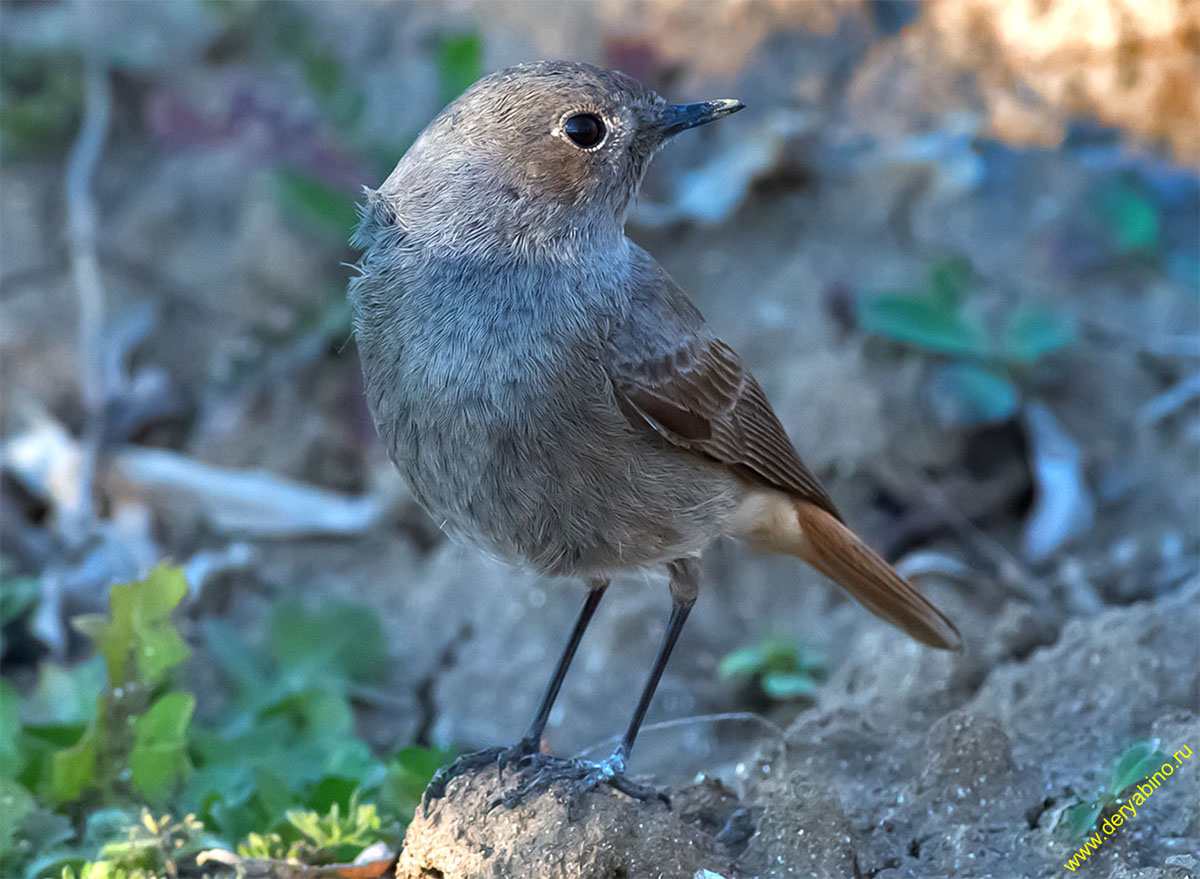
[491,751,669,820]
[422,738,539,816]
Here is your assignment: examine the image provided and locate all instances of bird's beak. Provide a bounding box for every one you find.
[656,99,745,140]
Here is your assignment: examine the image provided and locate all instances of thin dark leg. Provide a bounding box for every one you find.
[520,579,609,748]
[611,595,693,766]
[423,579,607,811]
[496,559,700,817]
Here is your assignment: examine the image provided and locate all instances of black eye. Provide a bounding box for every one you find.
[564,113,606,148]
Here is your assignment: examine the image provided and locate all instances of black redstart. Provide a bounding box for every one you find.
[348,60,960,810]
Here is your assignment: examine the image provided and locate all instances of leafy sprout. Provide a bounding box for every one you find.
[2,566,448,877]
[719,636,826,701]
[856,256,1077,425]
[1056,739,1169,841]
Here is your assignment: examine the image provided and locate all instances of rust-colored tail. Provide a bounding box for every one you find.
[769,499,962,650]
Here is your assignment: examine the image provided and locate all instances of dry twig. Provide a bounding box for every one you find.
[63,0,112,542]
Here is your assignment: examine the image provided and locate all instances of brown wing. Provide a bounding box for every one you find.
[614,335,842,521]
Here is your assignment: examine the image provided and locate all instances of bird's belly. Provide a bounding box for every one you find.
[392,391,740,576]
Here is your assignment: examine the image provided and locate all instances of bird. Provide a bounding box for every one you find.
[347,59,960,813]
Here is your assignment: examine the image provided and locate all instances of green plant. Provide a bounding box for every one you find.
[857,257,1076,424]
[379,745,456,824]
[234,795,393,865]
[2,567,195,878]
[21,565,193,809]
[1,565,447,877]
[285,794,392,864]
[1056,739,1169,841]
[74,810,214,879]
[718,636,825,701]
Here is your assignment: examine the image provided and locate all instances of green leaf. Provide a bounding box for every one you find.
[1059,799,1105,840]
[0,775,35,855]
[237,831,286,860]
[928,257,973,310]
[999,306,1076,364]
[198,618,271,704]
[47,722,97,805]
[381,747,452,822]
[130,692,194,802]
[437,33,482,105]
[857,293,986,357]
[761,672,818,700]
[758,637,804,675]
[250,768,295,827]
[0,682,20,779]
[23,657,106,726]
[927,362,1019,425]
[93,565,189,689]
[273,170,359,239]
[307,776,359,814]
[19,723,87,750]
[27,852,88,879]
[83,808,138,847]
[282,796,389,864]
[1111,740,1168,796]
[717,645,767,680]
[31,568,193,807]
[21,805,75,851]
[260,687,357,743]
[7,803,74,875]
[14,722,82,796]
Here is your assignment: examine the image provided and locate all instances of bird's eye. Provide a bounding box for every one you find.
[564,113,606,148]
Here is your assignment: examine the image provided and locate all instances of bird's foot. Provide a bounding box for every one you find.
[422,738,539,815]
[493,749,669,820]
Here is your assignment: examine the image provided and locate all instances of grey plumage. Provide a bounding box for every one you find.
[349,59,959,806]
[350,62,746,577]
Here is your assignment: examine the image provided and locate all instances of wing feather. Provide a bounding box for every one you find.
[615,336,841,521]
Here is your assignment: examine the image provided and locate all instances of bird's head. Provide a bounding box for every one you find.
[371,60,743,253]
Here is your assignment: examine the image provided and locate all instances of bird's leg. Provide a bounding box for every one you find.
[516,578,610,757]
[611,558,698,767]
[422,579,608,811]
[500,559,699,817]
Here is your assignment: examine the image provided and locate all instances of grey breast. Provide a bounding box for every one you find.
[352,240,738,576]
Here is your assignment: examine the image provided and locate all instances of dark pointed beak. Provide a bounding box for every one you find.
[656,99,744,140]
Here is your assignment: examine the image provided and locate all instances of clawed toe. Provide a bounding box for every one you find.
[492,752,669,820]
[607,771,669,806]
[423,739,540,815]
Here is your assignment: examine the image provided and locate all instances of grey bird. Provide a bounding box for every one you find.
[348,60,960,811]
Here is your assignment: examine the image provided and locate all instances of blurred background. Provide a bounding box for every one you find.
[1,1,1197,877]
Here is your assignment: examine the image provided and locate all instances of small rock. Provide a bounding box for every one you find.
[396,764,739,879]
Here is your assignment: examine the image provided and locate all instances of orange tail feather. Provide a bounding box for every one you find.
[740,493,962,650]
[792,500,961,650]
